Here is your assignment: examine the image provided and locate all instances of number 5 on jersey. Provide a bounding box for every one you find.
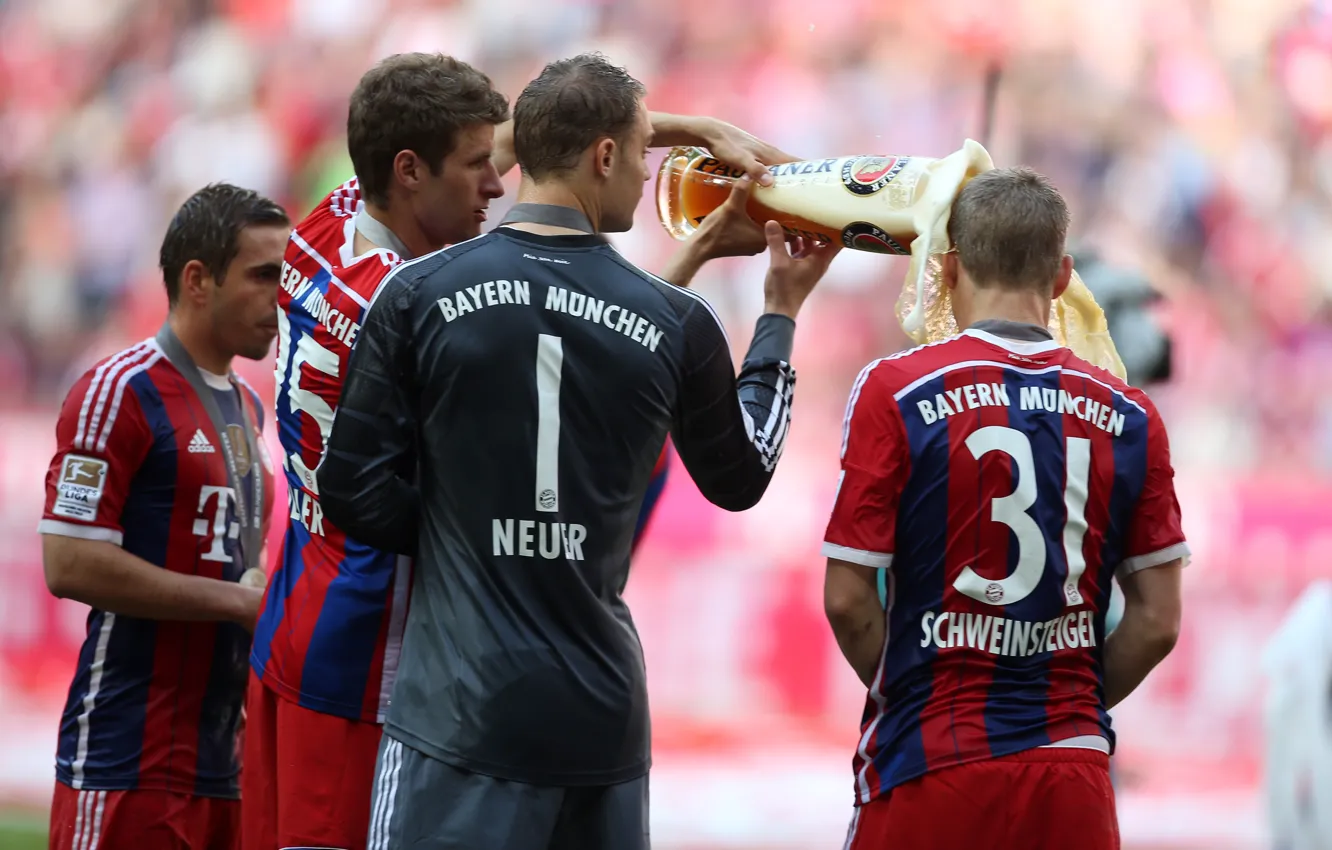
[274,308,339,493]
[954,426,1091,609]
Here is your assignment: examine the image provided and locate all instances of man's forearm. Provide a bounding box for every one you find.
[316,411,420,554]
[648,112,707,149]
[317,414,420,555]
[499,113,704,176]
[43,535,258,626]
[1102,611,1177,708]
[825,558,888,689]
[658,240,709,289]
[318,471,419,555]
[494,118,517,177]
[830,611,885,688]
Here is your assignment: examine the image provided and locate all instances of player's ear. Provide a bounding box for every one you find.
[594,137,616,179]
[393,150,425,193]
[1053,254,1073,300]
[177,259,211,307]
[941,250,960,292]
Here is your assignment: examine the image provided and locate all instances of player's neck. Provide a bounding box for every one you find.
[505,177,601,235]
[362,201,430,259]
[960,289,1053,333]
[168,311,233,376]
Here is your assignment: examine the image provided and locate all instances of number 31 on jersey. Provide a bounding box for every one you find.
[955,426,1091,609]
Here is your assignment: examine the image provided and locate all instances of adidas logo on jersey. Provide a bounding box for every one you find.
[188,429,215,453]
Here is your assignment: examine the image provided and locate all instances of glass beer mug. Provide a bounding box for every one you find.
[656,139,996,335]
[655,146,984,255]
[654,140,1129,380]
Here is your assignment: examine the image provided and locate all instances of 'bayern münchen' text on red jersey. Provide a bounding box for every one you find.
[39,341,273,797]
[822,328,1189,805]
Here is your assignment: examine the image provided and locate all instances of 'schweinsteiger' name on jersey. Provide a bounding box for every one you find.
[919,608,1098,656]
[437,280,665,353]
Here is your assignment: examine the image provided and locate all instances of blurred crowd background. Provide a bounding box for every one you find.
[2,0,1331,847]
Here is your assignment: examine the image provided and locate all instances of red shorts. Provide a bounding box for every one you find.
[50,781,239,850]
[845,748,1118,850]
[241,671,383,850]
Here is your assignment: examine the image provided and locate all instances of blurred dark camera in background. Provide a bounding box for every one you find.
[1073,251,1173,387]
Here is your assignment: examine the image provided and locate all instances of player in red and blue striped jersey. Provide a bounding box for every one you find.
[241,57,510,850]
[39,184,289,850]
[823,168,1187,850]
[244,52,786,850]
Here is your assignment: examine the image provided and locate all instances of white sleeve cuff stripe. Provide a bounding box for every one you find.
[822,542,893,570]
[37,519,124,546]
[1119,541,1191,576]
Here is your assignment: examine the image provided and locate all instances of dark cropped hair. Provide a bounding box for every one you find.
[159,183,289,305]
[514,53,646,180]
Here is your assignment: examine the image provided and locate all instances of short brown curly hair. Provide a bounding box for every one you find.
[348,53,510,206]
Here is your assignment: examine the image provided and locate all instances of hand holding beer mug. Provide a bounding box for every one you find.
[691,178,769,258]
[657,176,775,287]
[761,218,841,320]
[689,118,797,187]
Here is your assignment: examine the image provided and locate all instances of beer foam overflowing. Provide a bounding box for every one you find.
[895,140,1127,381]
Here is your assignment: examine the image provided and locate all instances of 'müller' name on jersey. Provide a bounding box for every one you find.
[435,280,665,353]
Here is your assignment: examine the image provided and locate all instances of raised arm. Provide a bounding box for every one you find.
[646,113,795,185]
[493,113,795,184]
[658,178,769,289]
[670,221,838,511]
[317,273,422,553]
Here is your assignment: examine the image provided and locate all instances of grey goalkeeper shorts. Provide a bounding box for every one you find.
[365,735,649,850]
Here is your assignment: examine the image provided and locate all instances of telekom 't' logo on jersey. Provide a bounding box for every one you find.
[193,485,239,562]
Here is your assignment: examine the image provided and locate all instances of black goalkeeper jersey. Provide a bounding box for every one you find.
[318,227,797,785]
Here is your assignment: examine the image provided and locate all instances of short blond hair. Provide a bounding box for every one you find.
[947,167,1069,291]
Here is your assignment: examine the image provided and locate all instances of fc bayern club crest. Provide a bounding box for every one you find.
[841,222,909,255]
[841,155,908,196]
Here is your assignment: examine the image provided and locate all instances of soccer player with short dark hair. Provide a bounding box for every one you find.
[40,182,289,850]
[247,50,799,850]
[320,52,837,850]
[824,167,1188,850]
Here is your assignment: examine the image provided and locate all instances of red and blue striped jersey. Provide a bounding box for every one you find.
[252,180,674,722]
[39,339,273,798]
[251,179,411,722]
[822,327,1188,805]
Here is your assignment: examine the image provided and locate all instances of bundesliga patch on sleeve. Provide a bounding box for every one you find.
[53,455,108,521]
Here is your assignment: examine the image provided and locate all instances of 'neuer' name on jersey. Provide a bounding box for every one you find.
[492,519,587,561]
